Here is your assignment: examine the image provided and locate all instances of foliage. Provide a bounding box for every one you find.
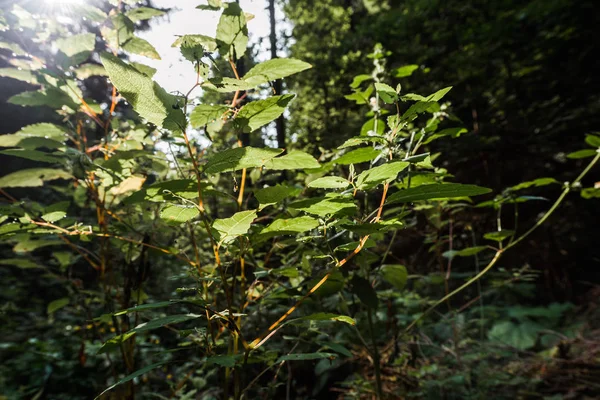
[0,1,599,400]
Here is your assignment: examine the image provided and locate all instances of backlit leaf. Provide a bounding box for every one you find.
[387,183,491,204]
[234,94,295,133]
[307,176,350,189]
[204,147,283,174]
[0,168,71,188]
[190,104,229,128]
[263,150,320,170]
[243,58,312,87]
[122,37,161,60]
[160,204,199,224]
[212,210,256,244]
[380,264,408,290]
[216,2,248,59]
[334,147,380,165]
[95,362,166,399]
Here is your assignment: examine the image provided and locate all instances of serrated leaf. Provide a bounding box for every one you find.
[204,147,283,174]
[254,185,301,207]
[216,2,248,59]
[95,362,166,399]
[190,104,229,128]
[122,37,161,60]
[387,183,491,204]
[263,150,320,170]
[289,195,355,217]
[234,94,295,133]
[125,7,165,22]
[212,210,256,244]
[484,230,515,242]
[100,53,185,130]
[350,276,378,308]
[334,147,380,165]
[160,204,199,224]
[172,34,218,62]
[374,82,398,104]
[260,216,319,237]
[307,176,350,189]
[0,168,71,188]
[243,58,312,87]
[277,352,336,363]
[47,298,69,314]
[356,161,409,189]
[380,264,408,290]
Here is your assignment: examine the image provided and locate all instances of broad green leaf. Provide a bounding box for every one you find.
[0,149,63,164]
[567,149,597,159]
[125,7,165,22]
[277,353,336,363]
[216,2,248,59]
[443,246,487,260]
[212,210,256,244]
[263,150,320,170]
[97,331,136,354]
[13,238,62,253]
[47,298,69,314]
[207,355,238,367]
[100,53,185,130]
[17,123,70,141]
[295,312,355,325]
[95,362,166,399]
[243,58,312,87]
[204,76,256,92]
[582,187,600,199]
[122,37,161,60]
[234,94,295,133]
[289,195,355,217]
[320,342,353,357]
[74,64,106,79]
[374,82,398,104]
[260,216,319,237]
[42,201,70,223]
[131,313,203,333]
[56,33,96,65]
[8,87,79,110]
[72,3,107,22]
[360,118,386,136]
[350,74,372,88]
[484,230,515,242]
[356,161,409,189]
[334,147,380,165]
[510,178,558,191]
[585,134,600,148]
[337,136,386,149]
[341,221,403,235]
[335,238,376,253]
[307,270,345,297]
[0,168,71,188]
[0,258,43,269]
[130,62,157,78]
[380,264,408,290]
[190,104,229,128]
[345,85,374,105]
[394,64,419,78]
[0,39,27,56]
[160,204,199,224]
[254,185,301,210]
[101,14,134,49]
[350,276,378,308]
[0,68,35,84]
[123,179,200,204]
[307,176,350,189]
[423,127,467,144]
[387,183,491,204]
[204,147,283,174]
[172,34,218,62]
[488,321,542,350]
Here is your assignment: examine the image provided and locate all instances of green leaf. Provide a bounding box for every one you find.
[204,147,283,174]
[387,183,491,204]
[510,177,558,191]
[380,264,408,290]
[0,149,63,164]
[277,353,336,363]
[122,37,161,60]
[123,179,200,204]
[334,147,381,165]
[289,195,355,217]
[0,68,35,84]
[172,34,218,62]
[190,104,229,128]
[56,33,96,65]
[394,64,419,78]
[212,210,256,244]
[47,298,69,314]
[320,342,352,357]
[207,355,238,367]
[112,301,184,316]
[254,185,301,210]
[243,58,312,87]
[295,312,356,325]
[443,246,487,260]
[263,150,320,170]
[337,136,386,149]
[8,87,79,111]
[74,64,106,79]
[0,258,43,269]
[160,204,199,224]
[234,94,295,133]
[260,216,319,237]
[130,62,157,78]
[350,276,378,308]
[216,2,248,59]
[488,321,542,350]
[131,314,203,333]
[307,176,350,189]
[423,127,467,144]
[484,230,515,242]
[125,7,165,22]
[567,149,597,159]
[0,168,71,188]
[350,74,372,88]
[356,161,409,189]
[582,187,600,199]
[585,134,600,148]
[100,53,185,131]
[374,82,398,104]
[95,362,166,399]
[97,331,136,354]
[360,118,386,136]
